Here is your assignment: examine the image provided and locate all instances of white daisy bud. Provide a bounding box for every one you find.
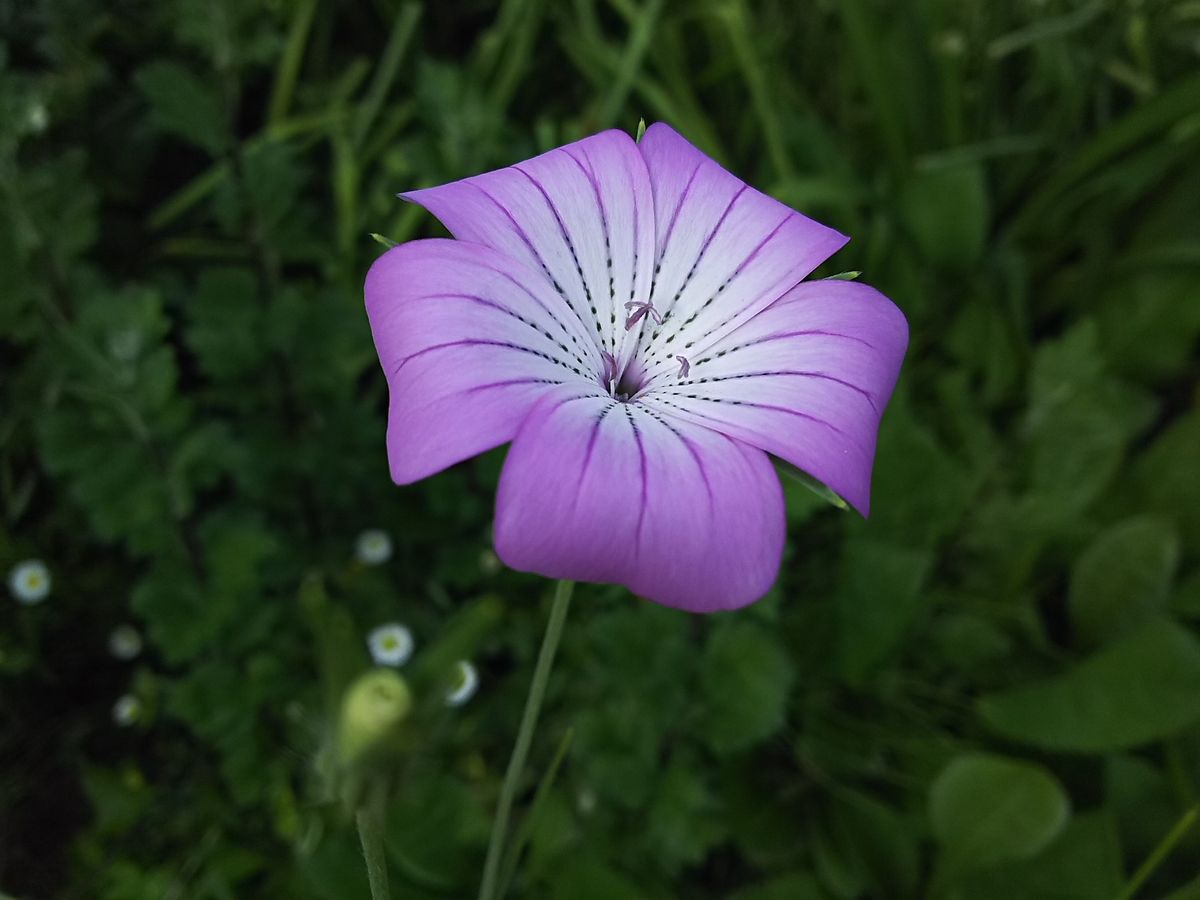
[112,694,142,726]
[355,529,393,566]
[8,559,51,605]
[445,660,479,707]
[368,623,414,667]
[108,624,143,661]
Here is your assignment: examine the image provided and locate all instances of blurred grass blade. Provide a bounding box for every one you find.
[1115,804,1199,900]
[495,727,575,898]
[483,0,547,114]
[987,0,1104,60]
[718,0,795,179]
[1012,73,1200,238]
[268,0,319,126]
[352,3,422,150]
[596,0,664,128]
[836,0,908,175]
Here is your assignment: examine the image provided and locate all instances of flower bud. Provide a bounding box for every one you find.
[337,669,412,766]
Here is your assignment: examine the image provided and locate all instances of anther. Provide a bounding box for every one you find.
[624,300,663,331]
[675,355,690,378]
[600,350,619,392]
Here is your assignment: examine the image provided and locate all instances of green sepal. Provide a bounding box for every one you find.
[774,460,849,510]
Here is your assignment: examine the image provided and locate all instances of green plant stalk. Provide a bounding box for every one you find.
[267,0,319,125]
[477,579,574,900]
[1115,803,1199,900]
[597,0,664,127]
[357,786,392,900]
[496,727,576,898]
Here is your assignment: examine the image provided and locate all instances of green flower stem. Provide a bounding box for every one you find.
[357,787,392,900]
[478,579,574,900]
[1116,802,1199,900]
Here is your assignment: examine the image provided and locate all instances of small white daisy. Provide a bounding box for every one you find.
[112,694,142,726]
[8,559,51,605]
[368,623,414,667]
[108,624,143,661]
[445,660,479,707]
[355,529,393,566]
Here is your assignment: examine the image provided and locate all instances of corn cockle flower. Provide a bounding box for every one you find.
[365,124,907,612]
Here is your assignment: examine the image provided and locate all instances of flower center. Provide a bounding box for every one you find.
[597,350,645,401]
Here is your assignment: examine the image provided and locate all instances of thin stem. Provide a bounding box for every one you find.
[1116,803,1199,900]
[477,579,574,900]
[357,788,392,900]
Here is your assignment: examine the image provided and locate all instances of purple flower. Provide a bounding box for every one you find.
[365,124,907,612]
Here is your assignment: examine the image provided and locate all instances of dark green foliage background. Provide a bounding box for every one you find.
[3,0,1200,897]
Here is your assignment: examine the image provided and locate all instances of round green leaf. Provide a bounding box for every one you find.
[930,753,1069,870]
[1069,515,1180,645]
[699,622,794,755]
[978,618,1200,751]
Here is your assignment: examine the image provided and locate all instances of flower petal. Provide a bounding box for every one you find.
[365,239,603,484]
[494,393,785,612]
[641,280,908,515]
[624,123,849,386]
[402,130,656,364]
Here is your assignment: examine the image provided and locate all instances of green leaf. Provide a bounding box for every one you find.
[1024,321,1157,515]
[898,163,989,266]
[978,617,1200,751]
[643,756,726,874]
[1069,515,1180,645]
[816,790,920,898]
[1131,412,1200,549]
[958,811,1124,900]
[547,855,652,900]
[1098,271,1200,384]
[730,873,825,900]
[386,772,489,891]
[852,400,976,546]
[699,622,794,755]
[134,61,228,155]
[184,268,263,381]
[930,753,1069,871]
[835,538,932,682]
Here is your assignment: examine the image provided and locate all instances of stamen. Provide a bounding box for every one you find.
[623,300,663,331]
[674,355,690,378]
[600,350,618,391]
